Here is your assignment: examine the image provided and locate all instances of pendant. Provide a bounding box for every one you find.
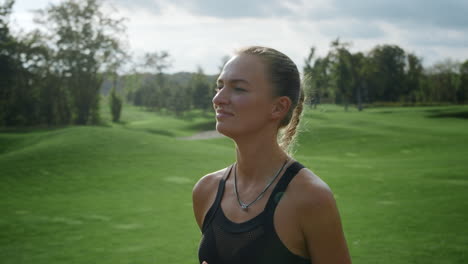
[241,204,248,211]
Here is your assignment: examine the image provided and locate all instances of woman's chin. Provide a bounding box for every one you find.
[215,123,236,138]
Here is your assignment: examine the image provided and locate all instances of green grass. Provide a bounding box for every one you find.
[1,104,468,264]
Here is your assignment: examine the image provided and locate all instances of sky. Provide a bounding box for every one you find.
[9,0,468,75]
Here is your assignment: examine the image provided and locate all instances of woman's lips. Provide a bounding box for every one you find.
[216,110,234,119]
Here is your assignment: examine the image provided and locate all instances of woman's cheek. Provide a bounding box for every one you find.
[237,94,258,109]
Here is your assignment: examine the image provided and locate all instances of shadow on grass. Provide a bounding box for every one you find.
[141,128,175,137]
[110,120,128,126]
[186,120,217,131]
[0,119,127,133]
[0,125,69,134]
[427,110,468,119]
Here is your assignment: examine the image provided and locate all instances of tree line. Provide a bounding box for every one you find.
[1,0,216,126]
[122,52,216,117]
[1,0,126,126]
[304,39,468,111]
[1,0,468,128]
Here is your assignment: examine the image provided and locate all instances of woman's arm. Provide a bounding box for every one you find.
[192,170,224,230]
[296,171,352,264]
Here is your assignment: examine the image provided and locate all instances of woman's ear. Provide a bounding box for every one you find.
[271,96,291,121]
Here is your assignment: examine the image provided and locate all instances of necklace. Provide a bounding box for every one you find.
[234,158,289,211]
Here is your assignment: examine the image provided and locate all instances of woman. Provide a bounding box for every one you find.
[192,46,351,264]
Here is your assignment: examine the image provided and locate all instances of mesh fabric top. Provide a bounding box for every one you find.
[198,162,310,264]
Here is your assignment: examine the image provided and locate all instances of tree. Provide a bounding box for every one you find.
[142,51,171,80]
[1,1,58,126]
[123,56,144,104]
[367,44,406,102]
[110,87,122,122]
[303,47,316,106]
[191,66,212,113]
[349,52,369,111]
[0,0,18,125]
[426,59,460,103]
[405,53,424,104]
[167,83,191,116]
[459,60,468,104]
[35,0,127,125]
[303,47,331,108]
[16,30,63,125]
[329,38,353,111]
[138,51,172,110]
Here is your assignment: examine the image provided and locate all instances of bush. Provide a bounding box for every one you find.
[110,88,122,122]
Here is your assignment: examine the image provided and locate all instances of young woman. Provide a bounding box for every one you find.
[192,46,351,264]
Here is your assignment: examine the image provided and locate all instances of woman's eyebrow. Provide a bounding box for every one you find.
[217,78,250,85]
[231,79,250,84]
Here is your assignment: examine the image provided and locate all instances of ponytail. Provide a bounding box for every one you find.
[280,89,304,153]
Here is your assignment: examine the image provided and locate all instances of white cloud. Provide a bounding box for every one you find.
[8,0,468,74]
[119,3,332,74]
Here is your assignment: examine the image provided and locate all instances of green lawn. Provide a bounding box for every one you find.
[1,104,467,264]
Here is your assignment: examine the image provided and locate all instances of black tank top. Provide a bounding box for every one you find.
[198,161,310,264]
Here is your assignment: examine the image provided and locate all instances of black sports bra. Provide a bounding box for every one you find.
[198,161,310,264]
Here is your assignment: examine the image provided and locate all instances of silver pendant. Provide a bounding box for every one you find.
[241,204,248,210]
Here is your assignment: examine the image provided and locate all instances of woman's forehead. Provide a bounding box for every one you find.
[219,54,267,82]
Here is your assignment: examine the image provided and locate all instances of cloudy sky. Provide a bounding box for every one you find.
[10,0,468,74]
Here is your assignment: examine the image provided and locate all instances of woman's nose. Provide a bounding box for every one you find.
[212,88,229,106]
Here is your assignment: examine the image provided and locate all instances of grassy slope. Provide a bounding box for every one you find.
[297,105,468,263]
[1,104,467,264]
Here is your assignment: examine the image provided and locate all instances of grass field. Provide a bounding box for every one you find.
[1,103,467,264]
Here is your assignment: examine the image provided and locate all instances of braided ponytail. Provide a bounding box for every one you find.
[280,89,304,152]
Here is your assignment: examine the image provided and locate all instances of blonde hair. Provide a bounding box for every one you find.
[236,46,304,152]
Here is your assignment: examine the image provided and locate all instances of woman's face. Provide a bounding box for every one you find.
[213,54,277,138]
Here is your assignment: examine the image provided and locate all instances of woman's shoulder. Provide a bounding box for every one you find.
[288,165,336,212]
[192,166,232,229]
[193,166,231,195]
[288,164,351,263]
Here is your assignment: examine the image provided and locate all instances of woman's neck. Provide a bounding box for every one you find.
[234,129,289,185]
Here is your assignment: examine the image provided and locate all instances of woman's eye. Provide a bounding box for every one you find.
[234,87,246,92]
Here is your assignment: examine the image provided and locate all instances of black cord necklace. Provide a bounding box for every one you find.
[234,158,289,211]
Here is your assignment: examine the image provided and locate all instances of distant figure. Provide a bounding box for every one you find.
[192,46,351,264]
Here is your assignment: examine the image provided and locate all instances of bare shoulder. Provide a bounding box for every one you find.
[289,167,351,263]
[288,167,335,210]
[192,167,227,199]
[192,166,230,230]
